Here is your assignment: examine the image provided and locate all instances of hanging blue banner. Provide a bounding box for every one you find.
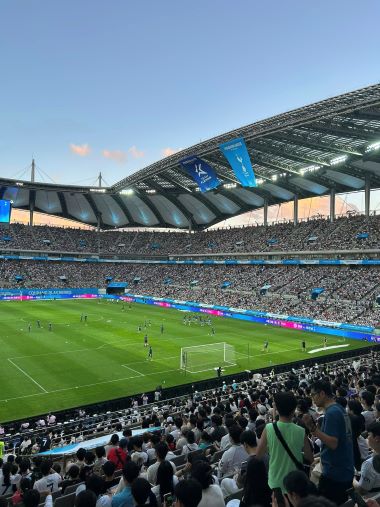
[219,137,256,187]
[180,156,220,192]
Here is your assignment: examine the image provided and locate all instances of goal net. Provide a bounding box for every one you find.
[180,342,236,374]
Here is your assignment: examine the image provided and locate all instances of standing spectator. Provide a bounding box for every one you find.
[304,380,354,505]
[105,435,119,458]
[108,439,128,471]
[256,392,313,493]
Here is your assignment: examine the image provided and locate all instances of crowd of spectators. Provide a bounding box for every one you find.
[1,351,380,507]
[1,260,380,327]
[1,214,380,256]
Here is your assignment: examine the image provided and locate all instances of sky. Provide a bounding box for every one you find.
[0,0,379,189]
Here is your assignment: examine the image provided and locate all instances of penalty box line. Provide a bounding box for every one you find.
[7,358,48,393]
[121,365,145,378]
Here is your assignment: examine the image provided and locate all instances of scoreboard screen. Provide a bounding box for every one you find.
[0,200,12,223]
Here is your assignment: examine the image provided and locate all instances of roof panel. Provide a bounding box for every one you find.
[177,194,216,224]
[91,194,128,226]
[64,193,97,223]
[35,190,62,213]
[119,194,159,226]
[148,195,189,227]
[202,192,241,214]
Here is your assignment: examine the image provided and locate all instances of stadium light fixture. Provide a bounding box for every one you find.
[256,178,264,185]
[90,188,106,193]
[330,155,348,166]
[146,189,156,194]
[300,164,321,176]
[120,189,134,195]
[366,141,380,153]
[16,181,24,186]
[223,183,237,189]
[271,175,278,181]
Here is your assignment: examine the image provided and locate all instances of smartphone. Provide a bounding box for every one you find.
[240,461,248,474]
[347,488,367,507]
[273,488,285,507]
[163,493,174,507]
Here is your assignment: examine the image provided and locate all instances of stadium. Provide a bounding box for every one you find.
[2,60,380,507]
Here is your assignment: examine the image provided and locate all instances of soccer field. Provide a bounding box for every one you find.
[0,299,369,422]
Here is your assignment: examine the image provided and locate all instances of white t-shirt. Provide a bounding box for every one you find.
[358,455,380,492]
[198,484,225,507]
[34,473,62,493]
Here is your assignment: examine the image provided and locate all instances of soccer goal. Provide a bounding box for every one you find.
[180,342,236,374]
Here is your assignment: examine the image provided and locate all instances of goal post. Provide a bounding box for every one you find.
[180,342,236,374]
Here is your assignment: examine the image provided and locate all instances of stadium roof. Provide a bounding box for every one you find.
[2,83,380,230]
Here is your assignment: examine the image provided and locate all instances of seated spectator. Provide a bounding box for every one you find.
[93,447,107,475]
[221,429,260,496]
[361,391,376,429]
[173,479,202,507]
[12,477,32,506]
[0,462,13,495]
[33,460,61,493]
[283,470,317,507]
[22,489,52,507]
[190,461,224,507]
[82,474,111,507]
[60,464,81,494]
[75,490,97,507]
[181,431,198,455]
[355,421,380,494]
[131,478,157,507]
[218,425,248,477]
[101,461,119,492]
[147,443,176,486]
[151,461,178,506]
[130,437,148,465]
[226,457,271,507]
[112,462,140,507]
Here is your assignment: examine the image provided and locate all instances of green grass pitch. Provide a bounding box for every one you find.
[0,299,369,422]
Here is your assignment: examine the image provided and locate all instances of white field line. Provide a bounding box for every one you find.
[121,365,144,377]
[0,367,182,403]
[7,358,48,393]
[308,344,349,354]
[9,337,181,360]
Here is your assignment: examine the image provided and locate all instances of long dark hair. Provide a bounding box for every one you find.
[1,463,11,488]
[240,457,271,507]
[156,461,174,501]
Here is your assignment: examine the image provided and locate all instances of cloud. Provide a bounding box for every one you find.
[102,149,128,164]
[162,147,181,157]
[70,143,91,157]
[128,145,145,159]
